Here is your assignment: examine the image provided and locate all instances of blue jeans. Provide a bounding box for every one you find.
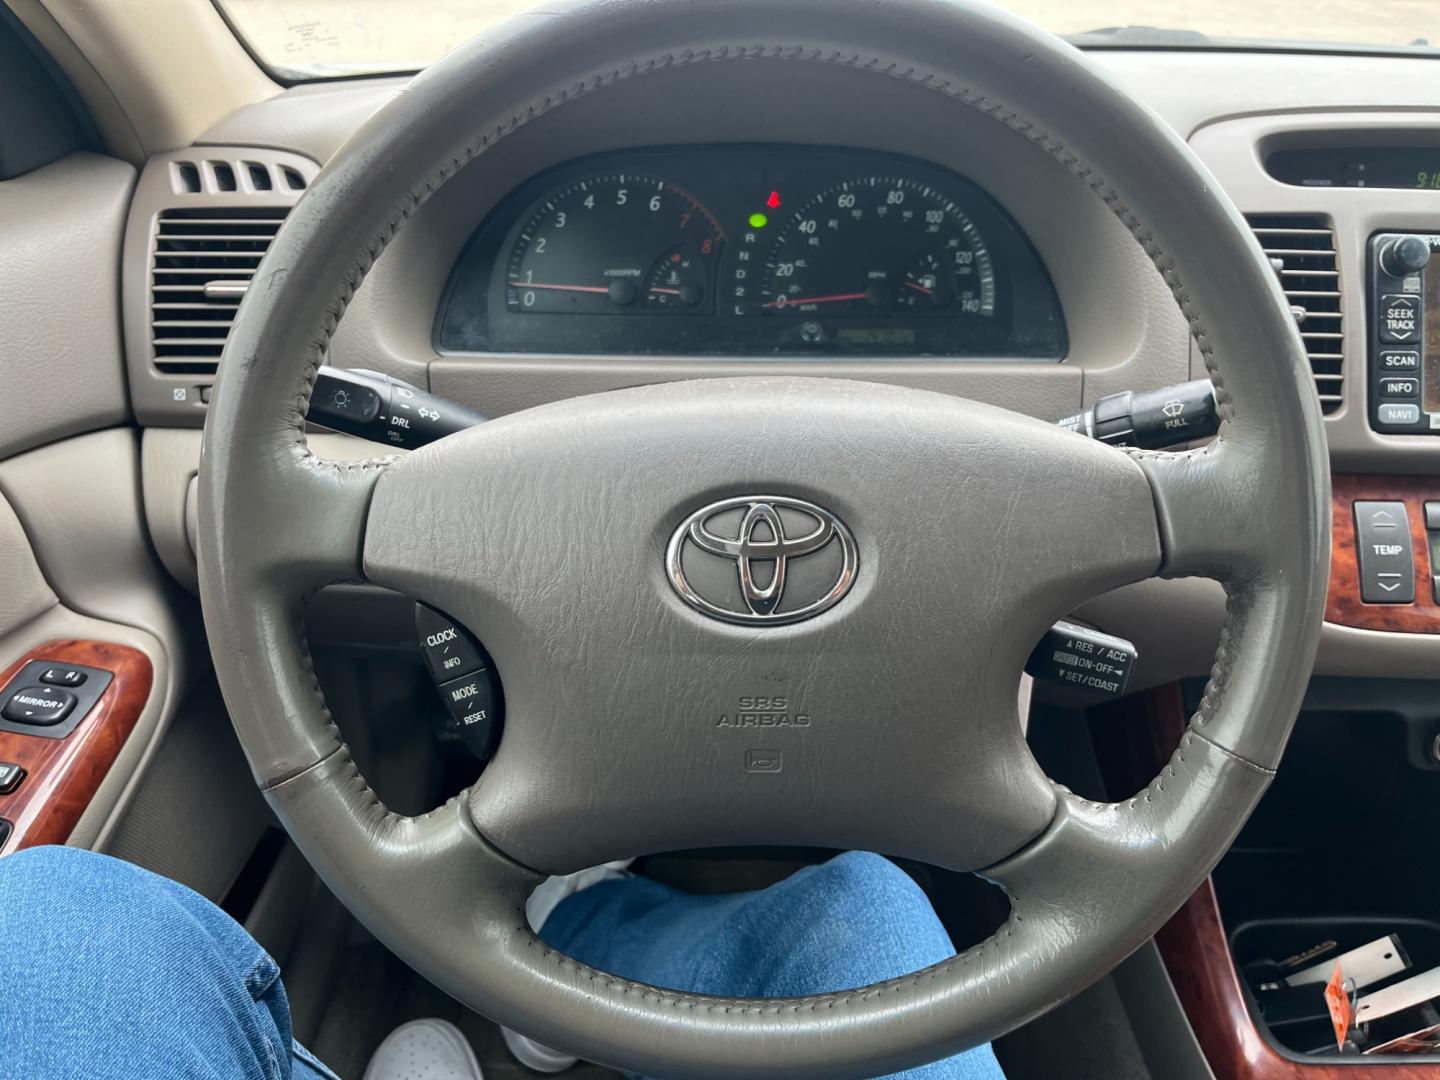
[0,846,1004,1080]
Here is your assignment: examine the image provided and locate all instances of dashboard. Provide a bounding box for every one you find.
[436,147,1065,359]
[113,45,1440,685]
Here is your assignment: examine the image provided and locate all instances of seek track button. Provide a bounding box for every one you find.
[1380,294,1421,342]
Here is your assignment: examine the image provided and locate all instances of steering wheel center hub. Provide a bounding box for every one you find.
[666,494,859,624]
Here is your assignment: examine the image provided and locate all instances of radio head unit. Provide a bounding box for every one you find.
[1370,232,1440,434]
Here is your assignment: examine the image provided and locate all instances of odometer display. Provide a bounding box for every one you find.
[753,178,996,319]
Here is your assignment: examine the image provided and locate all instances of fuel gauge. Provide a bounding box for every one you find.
[897,251,957,311]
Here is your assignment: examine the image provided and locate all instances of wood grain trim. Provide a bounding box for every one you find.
[0,640,152,853]
[1327,475,1440,634]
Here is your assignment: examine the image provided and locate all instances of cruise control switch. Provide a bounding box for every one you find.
[1058,379,1218,450]
[1025,620,1137,701]
[308,366,487,449]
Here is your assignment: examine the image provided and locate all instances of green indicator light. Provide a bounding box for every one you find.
[748,212,768,229]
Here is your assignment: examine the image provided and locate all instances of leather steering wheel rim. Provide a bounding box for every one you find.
[198,1,1331,1075]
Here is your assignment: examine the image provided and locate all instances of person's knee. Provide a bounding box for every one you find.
[726,852,956,996]
[1,848,294,1076]
[786,851,945,932]
[800,850,929,905]
[1,846,181,951]
[2,843,156,906]
[0,846,267,995]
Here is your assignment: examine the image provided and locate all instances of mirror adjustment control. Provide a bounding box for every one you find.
[0,660,112,739]
[2,686,77,725]
[414,604,485,681]
[39,667,86,688]
[1353,501,1415,603]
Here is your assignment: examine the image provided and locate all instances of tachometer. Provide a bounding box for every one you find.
[754,177,995,317]
[506,174,723,315]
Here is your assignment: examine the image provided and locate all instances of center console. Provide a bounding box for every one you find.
[1102,685,1440,1078]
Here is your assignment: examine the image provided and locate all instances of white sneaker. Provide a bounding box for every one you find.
[362,1018,483,1080]
[502,860,633,1073]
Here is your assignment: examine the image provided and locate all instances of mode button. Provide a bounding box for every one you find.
[437,671,498,759]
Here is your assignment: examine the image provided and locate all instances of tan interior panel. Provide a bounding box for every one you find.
[0,152,134,459]
[20,0,276,157]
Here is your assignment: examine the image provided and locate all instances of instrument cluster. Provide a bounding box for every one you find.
[437,146,1065,359]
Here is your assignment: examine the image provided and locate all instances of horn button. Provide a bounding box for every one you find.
[667,495,858,624]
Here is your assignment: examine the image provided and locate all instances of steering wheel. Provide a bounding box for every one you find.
[198,0,1330,1075]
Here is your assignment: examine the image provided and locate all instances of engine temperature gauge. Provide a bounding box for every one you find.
[646,245,709,308]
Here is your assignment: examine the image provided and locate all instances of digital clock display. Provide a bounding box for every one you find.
[1268,146,1440,190]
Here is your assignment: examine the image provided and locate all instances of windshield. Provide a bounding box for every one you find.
[215,0,1440,79]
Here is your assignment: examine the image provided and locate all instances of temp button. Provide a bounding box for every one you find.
[1354,501,1415,604]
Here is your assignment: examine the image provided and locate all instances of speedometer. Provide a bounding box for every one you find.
[505,174,724,315]
[754,177,996,317]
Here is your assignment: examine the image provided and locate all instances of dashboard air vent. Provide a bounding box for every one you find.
[166,159,308,195]
[150,207,289,375]
[1246,214,1344,414]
